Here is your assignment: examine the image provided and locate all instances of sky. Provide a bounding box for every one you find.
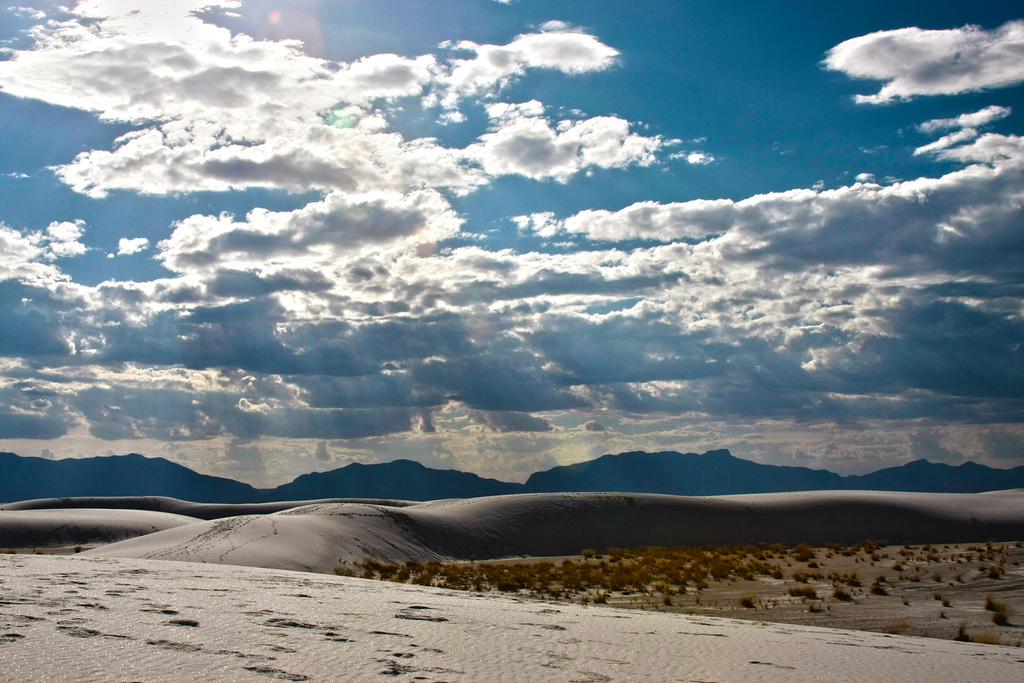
[0,0,1022,486]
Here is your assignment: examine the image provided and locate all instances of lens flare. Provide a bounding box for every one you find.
[261,9,323,57]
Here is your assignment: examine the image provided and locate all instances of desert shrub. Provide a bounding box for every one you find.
[832,588,853,602]
[984,595,1005,612]
[788,586,817,599]
[973,631,1004,645]
[954,623,971,642]
[884,619,912,635]
[992,610,1010,626]
[869,583,888,596]
[581,549,596,559]
[792,543,815,562]
[738,596,756,608]
[827,571,860,587]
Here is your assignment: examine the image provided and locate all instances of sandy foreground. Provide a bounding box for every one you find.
[2,553,1024,682]
[3,490,1024,680]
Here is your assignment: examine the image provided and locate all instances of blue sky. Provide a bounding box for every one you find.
[0,0,1022,485]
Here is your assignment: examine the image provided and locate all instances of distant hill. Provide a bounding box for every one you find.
[3,449,1024,504]
[844,459,1024,493]
[0,452,260,504]
[272,459,520,501]
[522,449,844,495]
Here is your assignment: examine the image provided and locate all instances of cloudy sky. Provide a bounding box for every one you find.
[0,0,1022,486]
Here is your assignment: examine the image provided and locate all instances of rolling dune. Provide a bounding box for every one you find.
[79,490,1024,573]
[0,508,198,549]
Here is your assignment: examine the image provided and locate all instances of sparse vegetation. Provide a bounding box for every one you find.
[884,619,913,635]
[972,631,1005,645]
[332,538,1024,647]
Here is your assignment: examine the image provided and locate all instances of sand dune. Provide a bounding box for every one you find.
[3,554,1024,682]
[0,508,198,549]
[0,495,413,520]
[84,490,1024,573]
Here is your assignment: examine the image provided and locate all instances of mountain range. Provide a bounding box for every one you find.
[3,449,1024,504]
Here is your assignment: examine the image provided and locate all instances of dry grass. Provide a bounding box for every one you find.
[338,538,1024,647]
[884,619,913,635]
[972,631,1006,646]
[342,543,801,600]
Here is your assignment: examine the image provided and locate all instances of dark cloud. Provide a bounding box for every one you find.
[207,269,332,298]
[223,405,412,439]
[0,411,69,439]
[412,354,584,412]
[470,410,552,432]
[69,385,415,441]
[298,373,443,409]
[0,280,71,356]
[529,315,718,385]
[72,386,220,441]
[314,441,330,461]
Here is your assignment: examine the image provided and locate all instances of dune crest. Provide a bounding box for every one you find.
[84,490,1024,573]
[0,508,198,549]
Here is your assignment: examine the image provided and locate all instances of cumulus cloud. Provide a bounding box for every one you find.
[41,221,88,260]
[157,189,462,276]
[466,101,663,181]
[0,4,630,200]
[116,237,149,255]
[824,20,1024,103]
[438,29,618,101]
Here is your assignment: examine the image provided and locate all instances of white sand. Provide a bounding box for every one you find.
[0,496,414,519]
[0,509,199,549]
[2,554,1023,682]
[84,490,1024,573]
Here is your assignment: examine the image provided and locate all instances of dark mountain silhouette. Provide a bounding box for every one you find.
[272,459,520,500]
[522,449,844,494]
[844,459,1024,493]
[0,452,260,503]
[3,449,1024,504]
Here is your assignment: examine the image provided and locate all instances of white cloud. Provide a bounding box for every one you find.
[116,237,150,255]
[466,101,663,181]
[7,6,45,20]
[914,106,1013,156]
[432,29,619,112]
[157,189,462,275]
[918,105,1012,133]
[0,4,634,200]
[238,397,272,415]
[824,20,1024,103]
